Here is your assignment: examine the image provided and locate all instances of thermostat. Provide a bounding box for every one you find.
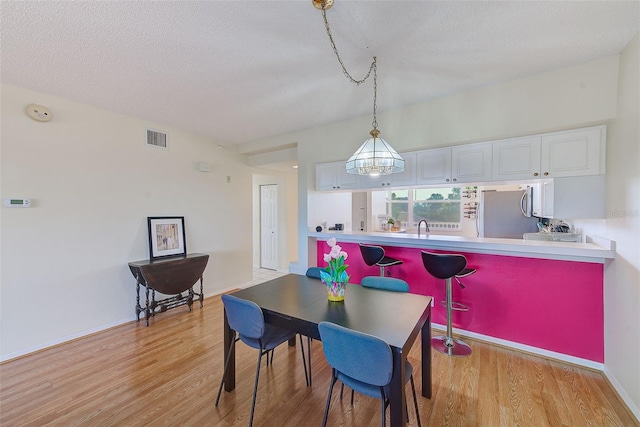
[4,198,31,208]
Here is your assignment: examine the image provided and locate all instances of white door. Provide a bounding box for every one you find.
[260,185,278,270]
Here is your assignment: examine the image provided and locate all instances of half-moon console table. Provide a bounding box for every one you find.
[128,253,209,326]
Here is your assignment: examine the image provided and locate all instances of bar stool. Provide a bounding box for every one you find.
[440,266,476,312]
[421,251,473,357]
[359,244,403,277]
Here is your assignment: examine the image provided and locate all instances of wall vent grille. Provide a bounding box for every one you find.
[146,129,168,148]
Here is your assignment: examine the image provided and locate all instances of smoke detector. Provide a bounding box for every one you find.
[26,104,52,122]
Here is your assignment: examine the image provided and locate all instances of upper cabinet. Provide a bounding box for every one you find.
[492,136,542,181]
[316,125,606,191]
[416,142,492,185]
[493,126,605,180]
[415,148,451,185]
[540,126,605,178]
[358,152,417,189]
[452,142,493,183]
[315,161,360,191]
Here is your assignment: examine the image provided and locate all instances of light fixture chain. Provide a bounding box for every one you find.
[321,8,375,86]
[316,0,403,176]
[372,57,377,130]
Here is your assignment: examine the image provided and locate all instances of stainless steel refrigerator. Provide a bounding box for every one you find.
[477,190,539,238]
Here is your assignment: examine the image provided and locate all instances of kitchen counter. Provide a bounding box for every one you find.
[309,231,615,263]
[309,231,613,364]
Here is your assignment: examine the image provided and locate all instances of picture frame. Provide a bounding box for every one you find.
[147,216,187,261]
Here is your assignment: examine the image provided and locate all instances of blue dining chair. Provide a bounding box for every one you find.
[305,266,324,280]
[318,321,421,427]
[360,276,410,292]
[340,276,410,403]
[215,294,310,427]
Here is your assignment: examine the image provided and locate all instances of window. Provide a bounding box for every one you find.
[387,190,409,224]
[386,188,461,230]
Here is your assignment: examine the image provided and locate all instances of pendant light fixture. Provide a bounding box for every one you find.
[313,0,404,176]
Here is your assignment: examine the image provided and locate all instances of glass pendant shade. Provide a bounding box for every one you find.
[346,130,405,176]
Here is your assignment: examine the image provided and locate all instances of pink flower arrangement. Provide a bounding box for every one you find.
[320,238,349,284]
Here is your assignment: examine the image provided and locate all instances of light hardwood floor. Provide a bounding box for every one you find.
[1,291,637,426]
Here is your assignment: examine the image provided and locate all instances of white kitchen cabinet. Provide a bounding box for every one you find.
[538,175,606,219]
[416,148,451,185]
[452,142,493,183]
[492,136,542,180]
[416,142,492,185]
[315,161,360,191]
[492,126,605,181]
[540,126,605,178]
[359,152,416,189]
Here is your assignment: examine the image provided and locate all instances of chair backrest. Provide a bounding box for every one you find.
[359,244,385,267]
[360,276,409,292]
[421,251,467,279]
[305,266,324,280]
[318,321,393,387]
[221,294,264,339]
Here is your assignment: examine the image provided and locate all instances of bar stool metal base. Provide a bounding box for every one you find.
[431,335,472,357]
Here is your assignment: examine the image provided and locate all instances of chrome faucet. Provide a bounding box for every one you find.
[418,219,430,237]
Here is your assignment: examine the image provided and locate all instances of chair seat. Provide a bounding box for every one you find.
[377,256,403,267]
[456,267,476,278]
[239,324,296,351]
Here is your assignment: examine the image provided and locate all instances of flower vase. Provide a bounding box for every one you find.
[325,280,347,302]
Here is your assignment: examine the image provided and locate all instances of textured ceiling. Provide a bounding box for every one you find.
[1,1,638,148]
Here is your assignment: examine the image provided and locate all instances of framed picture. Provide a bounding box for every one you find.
[147,216,187,261]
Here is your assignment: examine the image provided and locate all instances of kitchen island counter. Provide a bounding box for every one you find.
[309,232,612,365]
[309,230,614,263]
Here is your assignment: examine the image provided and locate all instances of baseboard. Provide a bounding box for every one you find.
[1,316,137,363]
[253,265,289,274]
[603,365,640,423]
[431,323,605,371]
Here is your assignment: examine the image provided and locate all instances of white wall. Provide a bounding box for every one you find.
[602,33,640,420]
[0,84,254,360]
[246,51,640,417]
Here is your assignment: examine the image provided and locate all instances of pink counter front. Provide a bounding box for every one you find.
[316,240,604,363]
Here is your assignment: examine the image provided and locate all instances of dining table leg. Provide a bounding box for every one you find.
[422,308,432,398]
[222,309,236,392]
[389,349,407,426]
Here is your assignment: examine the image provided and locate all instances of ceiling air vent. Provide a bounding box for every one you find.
[146,129,168,149]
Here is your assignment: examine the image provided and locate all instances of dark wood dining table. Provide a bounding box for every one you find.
[221,274,432,426]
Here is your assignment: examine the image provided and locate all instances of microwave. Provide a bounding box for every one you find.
[520,183,543,218]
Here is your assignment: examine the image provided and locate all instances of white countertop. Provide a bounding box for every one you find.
[309,231,615,263]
